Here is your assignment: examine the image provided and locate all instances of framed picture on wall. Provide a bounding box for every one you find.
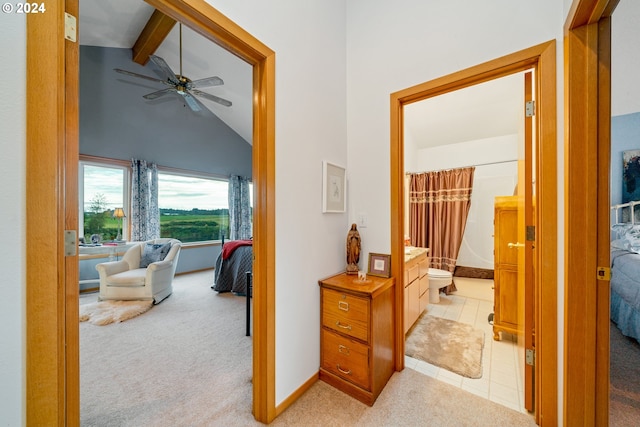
[322,161,346,213]
[623,149,640,203]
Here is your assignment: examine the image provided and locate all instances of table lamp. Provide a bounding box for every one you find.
[112,208,126,241]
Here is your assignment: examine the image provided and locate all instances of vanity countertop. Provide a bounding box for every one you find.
[404,246,429,262]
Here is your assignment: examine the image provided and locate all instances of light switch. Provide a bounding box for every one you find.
[357,214,368,228]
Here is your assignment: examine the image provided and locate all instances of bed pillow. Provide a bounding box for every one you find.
[139,242,172,268]
[611,224,640,254]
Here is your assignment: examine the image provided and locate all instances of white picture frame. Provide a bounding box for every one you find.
[322,161,346,213]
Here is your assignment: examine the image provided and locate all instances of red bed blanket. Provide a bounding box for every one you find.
[222,239,253,260]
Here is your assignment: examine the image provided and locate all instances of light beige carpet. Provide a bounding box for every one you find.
[80,271,536,426]
[405,314,485,379]
[80,299,154,325]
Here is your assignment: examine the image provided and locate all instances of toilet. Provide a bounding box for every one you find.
[428,268,453,303]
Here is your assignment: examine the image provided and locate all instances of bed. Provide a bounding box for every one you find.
[610,201,640,341]
[212,239,253,295]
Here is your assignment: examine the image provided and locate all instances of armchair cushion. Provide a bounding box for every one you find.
[105,268,147,286]
[139,242,172,268]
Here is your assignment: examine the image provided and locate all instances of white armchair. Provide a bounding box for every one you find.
[96,238,182,304]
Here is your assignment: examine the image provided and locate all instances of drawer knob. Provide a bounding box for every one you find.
[337,364,352,375]
[338,301,349,311]
[338,344,350,355]
[335,321,352,331]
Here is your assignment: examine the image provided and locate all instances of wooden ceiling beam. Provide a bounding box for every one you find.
[132,9,177,65]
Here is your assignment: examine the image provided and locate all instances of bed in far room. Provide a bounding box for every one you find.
[212,239,253,295]
[610,201,640,342]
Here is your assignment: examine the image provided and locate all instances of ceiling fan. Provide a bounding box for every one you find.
[114,23,232,113]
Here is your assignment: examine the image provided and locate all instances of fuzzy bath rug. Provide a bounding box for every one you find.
[405,314,485,378]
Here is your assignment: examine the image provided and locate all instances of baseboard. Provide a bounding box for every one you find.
[175,267,214,276]
[275,372,319,418]
[453,265,494,280]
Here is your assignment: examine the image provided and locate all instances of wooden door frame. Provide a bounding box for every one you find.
[564,0,619,425]
[26,0,277,424]
[390,41,558,425]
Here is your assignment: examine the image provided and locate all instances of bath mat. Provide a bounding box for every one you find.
[405,314,485,379]
[80,300,153,325]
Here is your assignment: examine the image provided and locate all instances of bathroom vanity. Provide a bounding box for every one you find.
[404,247,430,333]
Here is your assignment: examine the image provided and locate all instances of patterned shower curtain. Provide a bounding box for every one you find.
[130,159,160,242]
[228,175,252,241]
[409,166,475,294]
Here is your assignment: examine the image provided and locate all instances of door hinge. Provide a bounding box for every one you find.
[596,266,611,281]
[64,230,77,256]
[64,12,77,43]
[525,100,535,117]
[526,348,535,366]
[526,225,535,241]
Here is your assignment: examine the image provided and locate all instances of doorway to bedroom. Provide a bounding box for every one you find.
[24,0,276,424]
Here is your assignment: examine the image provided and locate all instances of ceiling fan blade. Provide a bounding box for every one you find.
[190,76,224,89]
[149,55,179,85]
[143,88,175,100]
[114,68,168,84]
[181,92,203,112]
[191,89,233,107]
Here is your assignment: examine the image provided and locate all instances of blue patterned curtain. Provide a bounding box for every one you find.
[130,159,160,241]
[228,175,252,240]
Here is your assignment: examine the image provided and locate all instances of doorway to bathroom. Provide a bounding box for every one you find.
[402,70,532,414]
[390,41,558,424]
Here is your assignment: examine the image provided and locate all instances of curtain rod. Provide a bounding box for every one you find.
[406,159,517,174]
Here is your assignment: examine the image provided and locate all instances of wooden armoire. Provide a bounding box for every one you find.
[493,196,519,340]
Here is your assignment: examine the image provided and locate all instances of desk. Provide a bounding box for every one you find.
[79,243,138,292]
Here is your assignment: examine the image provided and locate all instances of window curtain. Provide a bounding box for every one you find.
[130,159,160,241]
[409,166,475,294]
[228,175,252,240]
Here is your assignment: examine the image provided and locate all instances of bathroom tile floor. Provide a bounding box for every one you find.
[405,278,532,416]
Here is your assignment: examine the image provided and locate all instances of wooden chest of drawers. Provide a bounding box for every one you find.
[318,272,395,406]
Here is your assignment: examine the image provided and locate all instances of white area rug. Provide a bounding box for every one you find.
[80,300,153,325]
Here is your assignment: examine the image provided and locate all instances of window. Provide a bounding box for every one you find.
[158,172,230,243]
[79,161,128,242]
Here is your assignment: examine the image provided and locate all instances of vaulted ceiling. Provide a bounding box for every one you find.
[80,0,522,150]
[79,0,253,143]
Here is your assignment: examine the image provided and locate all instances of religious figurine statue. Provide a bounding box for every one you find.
[346,223,361,275]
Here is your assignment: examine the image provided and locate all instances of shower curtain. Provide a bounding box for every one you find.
[409,167,475,294]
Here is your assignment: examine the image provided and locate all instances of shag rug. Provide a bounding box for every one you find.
[405,314,485,379]
[80,300,153,325]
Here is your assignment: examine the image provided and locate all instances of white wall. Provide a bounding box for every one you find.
[0,13,26,426]
[205,0,348,405]
[612,0,640,117]
[345,0,565,422]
